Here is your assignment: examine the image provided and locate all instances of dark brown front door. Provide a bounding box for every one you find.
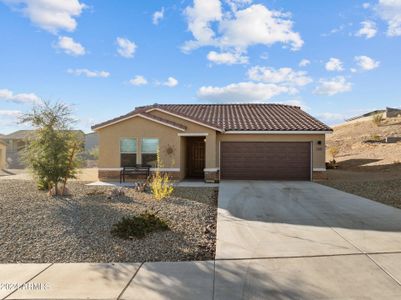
[186,137,205,178]
[221,142,311,180]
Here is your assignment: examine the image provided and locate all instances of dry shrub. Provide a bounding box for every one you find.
[372,113,384,126]
[149,150,174,201]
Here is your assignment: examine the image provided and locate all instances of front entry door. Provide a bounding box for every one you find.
[186,137,205,179]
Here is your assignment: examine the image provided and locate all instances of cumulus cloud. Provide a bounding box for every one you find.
[376,0,401,36]
[278,99,310,111]
[314,76,352,96]
[354,55,380,70]
[182,1,303,56]
[116,37,136,58]
[0,88,42,105]
[0,109,22,117]
[299,59,310,67]
[152,7,164,25]
[129,75,148,86]
[363,2,371,9]
[247,66,312,87]
[225,0,253,12]
[325,58,344,72]
[207,51,248,65]
[67,68,110,78]
[0,110,23,129]
[162,77,179,87]
[317,112,346,123]
[56,36,85,56]
[1,0,86,34]
[356,21,377,39]
[197,82,293,102]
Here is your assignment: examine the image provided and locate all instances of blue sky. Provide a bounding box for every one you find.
[0,0,400,134]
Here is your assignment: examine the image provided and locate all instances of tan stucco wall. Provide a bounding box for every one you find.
[97,116,181,169]
[141,110,217,168]
[0,142,6,169]
[217,133,326,170]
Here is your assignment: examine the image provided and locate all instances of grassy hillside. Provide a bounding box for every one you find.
[326,116,401,170]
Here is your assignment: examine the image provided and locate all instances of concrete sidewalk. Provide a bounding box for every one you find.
[2,255,401,299]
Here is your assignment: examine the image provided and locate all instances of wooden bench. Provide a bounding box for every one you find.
[120,165,150,183]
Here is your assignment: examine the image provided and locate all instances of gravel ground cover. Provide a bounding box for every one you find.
[319,178,401,209]
[0,180,217,263]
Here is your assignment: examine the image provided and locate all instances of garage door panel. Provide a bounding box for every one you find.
[221,142,311,180]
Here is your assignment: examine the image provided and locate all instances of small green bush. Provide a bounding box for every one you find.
[111,212,169,239]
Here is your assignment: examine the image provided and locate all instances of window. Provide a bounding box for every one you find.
[141,138,159,167]
[120,138,137,167]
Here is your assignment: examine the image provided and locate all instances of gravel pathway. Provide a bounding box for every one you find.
[0,180,217,263]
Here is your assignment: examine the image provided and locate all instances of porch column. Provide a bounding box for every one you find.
[204,133,219,182]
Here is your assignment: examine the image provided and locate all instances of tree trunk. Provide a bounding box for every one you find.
[61,142,78,196]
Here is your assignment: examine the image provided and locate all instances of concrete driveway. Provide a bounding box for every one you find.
[215,181,401,299]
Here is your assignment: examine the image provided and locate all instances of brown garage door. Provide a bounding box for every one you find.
[221,142,311,180]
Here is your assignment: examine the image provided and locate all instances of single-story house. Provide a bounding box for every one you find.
[91,104,332,182]
[2,130,85,168]
[0,140,6,169]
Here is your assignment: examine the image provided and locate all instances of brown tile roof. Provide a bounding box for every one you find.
[92,104,332,132]
[92,111,187,131]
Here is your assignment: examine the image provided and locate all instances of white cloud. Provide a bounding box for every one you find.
[247,66,312,87]
[278,99,310,111]
[0,110,22,117]
[299,59,310,67]
[219,4,303,51]
[325,57,344,72]
[56,36,85,56]
[225,0,253,12]
[356,21,377,39]
[183,0,222,51]
[376,0,401,36]
[318,112,346,122]
[362,2,371,9]
[129,75,148,86]
[152,7,164,25]
[1,0,86,34]
[116,37,136,58]
[197,81,293,102]
[354,55,380,70]
[314,76,352,96]
[67,68,110,78]
[163,77,178,87]
[207,51,248,65]
[182,1,303,55]
[0,88,42,105]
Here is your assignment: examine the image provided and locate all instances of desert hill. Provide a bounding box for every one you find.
[326,116,401,170]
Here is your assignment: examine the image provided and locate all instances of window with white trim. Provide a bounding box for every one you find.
[141,138,159,167]
[120,138,137,167]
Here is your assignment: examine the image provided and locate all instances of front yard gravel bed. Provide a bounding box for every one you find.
[0,180,218,263]
[319,178,401,209]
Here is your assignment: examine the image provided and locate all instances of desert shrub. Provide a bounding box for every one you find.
[370,134,382,141]
[328,146,339,162]
[372,113,384,126]
[36,176,50,191]
[111,212,169,239]
[149,150,174,200]
[20,102,83,196]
